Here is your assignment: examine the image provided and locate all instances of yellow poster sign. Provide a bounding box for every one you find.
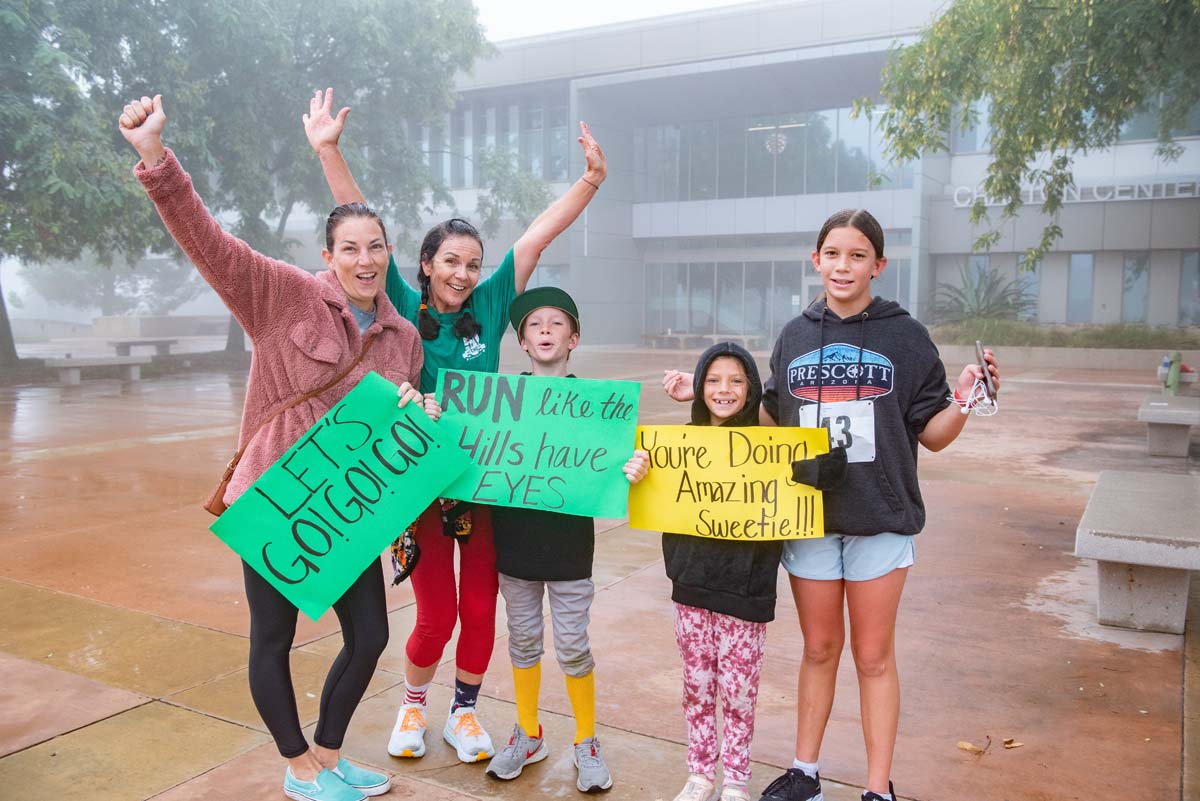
[628,425,828,541]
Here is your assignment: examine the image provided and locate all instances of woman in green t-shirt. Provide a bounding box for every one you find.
[303,87,606,766]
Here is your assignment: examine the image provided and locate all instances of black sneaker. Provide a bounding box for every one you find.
[861,781,896,801]
[859,781,897,801]
[756,769,822,801]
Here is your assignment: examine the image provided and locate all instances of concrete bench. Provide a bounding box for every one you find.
[107,338,179,357]
[44,356,151,386]
[645,333,703,349]
[1137,395,1200,457]
[698,333,766,351]
[1074,470,1200,634]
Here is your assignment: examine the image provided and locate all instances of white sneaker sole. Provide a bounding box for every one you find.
[443,725,495,763]
[387,732,426,758]
[352,777,392,797]
[486,739,549,780]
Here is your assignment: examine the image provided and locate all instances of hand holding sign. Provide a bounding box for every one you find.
[629,425,827,540]
[211,372,471,620]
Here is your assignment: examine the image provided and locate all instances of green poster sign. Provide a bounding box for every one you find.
[436,369,641,518]
[211,372,470,620]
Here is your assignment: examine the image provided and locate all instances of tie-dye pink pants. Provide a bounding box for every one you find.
[673,602,767,785]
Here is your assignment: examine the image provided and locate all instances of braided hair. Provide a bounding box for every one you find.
[416,218,484,341]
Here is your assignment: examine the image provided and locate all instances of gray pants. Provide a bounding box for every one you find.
[498,573,595,677]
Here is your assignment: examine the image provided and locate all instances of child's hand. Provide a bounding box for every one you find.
[421,392,442,422]
[662,370,694,402]
[955,348,1000,396]
[623,449,650,484]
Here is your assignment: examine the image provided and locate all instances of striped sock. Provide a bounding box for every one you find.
[404,680,431,707]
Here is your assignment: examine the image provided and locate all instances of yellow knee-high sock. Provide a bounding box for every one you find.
[564,671,596,743]
[513,663,541,737]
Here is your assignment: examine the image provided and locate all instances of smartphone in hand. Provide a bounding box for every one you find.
[976,340,998,400]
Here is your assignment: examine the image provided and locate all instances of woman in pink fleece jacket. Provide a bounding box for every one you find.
[120,94,421,801]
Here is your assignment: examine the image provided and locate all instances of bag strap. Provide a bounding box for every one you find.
[216,332,379,483]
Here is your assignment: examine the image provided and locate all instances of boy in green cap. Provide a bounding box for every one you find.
[485,287,648,793]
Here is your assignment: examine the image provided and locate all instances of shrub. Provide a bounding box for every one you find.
[932,266,1035,323]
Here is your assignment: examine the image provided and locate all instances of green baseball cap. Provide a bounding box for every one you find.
[508,286,580,334]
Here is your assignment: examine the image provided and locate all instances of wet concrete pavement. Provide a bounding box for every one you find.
[1,339,1195,801]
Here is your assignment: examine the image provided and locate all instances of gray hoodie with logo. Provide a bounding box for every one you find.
[762,297,951,537]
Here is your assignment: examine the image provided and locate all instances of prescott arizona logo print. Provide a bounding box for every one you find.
[787,344,895,402]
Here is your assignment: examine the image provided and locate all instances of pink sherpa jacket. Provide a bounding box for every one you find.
[136,150,423,505]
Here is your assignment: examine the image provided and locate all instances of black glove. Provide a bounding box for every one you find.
[792,445,848,490]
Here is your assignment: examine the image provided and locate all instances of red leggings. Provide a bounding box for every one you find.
[405,503,498,675]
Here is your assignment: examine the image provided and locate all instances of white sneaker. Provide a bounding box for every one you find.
[673,774,718,801]
[387,703,426,757]
[443,706,495,763]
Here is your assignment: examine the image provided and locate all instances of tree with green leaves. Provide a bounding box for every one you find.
[472,148,556,239]
[2,0,489,363]
[862,0,1200,263]
[16,253,206,316]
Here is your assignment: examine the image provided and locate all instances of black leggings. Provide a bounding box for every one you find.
[243,559,389,758]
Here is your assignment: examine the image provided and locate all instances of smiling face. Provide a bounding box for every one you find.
[322,216,391,312]
[518,307,579,375]
[811,225,887,318]
[703,356,749,426]
[422,234,483,313]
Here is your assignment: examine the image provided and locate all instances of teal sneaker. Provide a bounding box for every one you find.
[332,759,391,797]
[283,767,365,801]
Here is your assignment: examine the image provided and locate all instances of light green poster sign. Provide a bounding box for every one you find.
[211,372,470,620]
[436,369,640,518]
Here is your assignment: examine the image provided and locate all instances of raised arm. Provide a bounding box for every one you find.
[512,122,607,292]
[120,95,307,337]
[303,88,367,205]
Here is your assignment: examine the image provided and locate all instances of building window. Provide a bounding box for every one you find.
[715,262,744,334]
[548,105,569,181]
[967,254,990,285]
[1120,95,1200,142]
[522,100,543,178]
[687,121,718,200]
[717,116,746,199]
[450,110,467,188]
[804,110,838,194]
[1121,252,1149,323]
[1181,252,1200,325]
[951,99,992,153]
[526,264,567,289]
[837,107,871,192]
[1067,253,1094,324]
[634,105,916,203]
[1017,256,1040,321]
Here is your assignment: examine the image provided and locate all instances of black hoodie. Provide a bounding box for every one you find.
[661,341,783,623]
[762,297,951,537]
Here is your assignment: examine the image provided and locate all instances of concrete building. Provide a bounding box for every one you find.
[410,0,1200,343]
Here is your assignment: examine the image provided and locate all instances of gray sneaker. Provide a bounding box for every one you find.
[573,736,613,793]
[485,724,548,780]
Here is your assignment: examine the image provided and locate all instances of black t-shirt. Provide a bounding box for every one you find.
[490,373,596,582]
[492,506,595,581]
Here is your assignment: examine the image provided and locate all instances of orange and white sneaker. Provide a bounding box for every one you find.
[443,706,495,763]
[387,703,427,757]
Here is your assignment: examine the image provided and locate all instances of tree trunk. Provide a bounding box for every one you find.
[224,314,245,353]
[0,274,19,367]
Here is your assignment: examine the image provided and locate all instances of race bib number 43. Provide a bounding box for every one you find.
[798,399,875,463]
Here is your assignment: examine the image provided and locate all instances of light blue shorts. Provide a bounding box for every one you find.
[781,532,914,582]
